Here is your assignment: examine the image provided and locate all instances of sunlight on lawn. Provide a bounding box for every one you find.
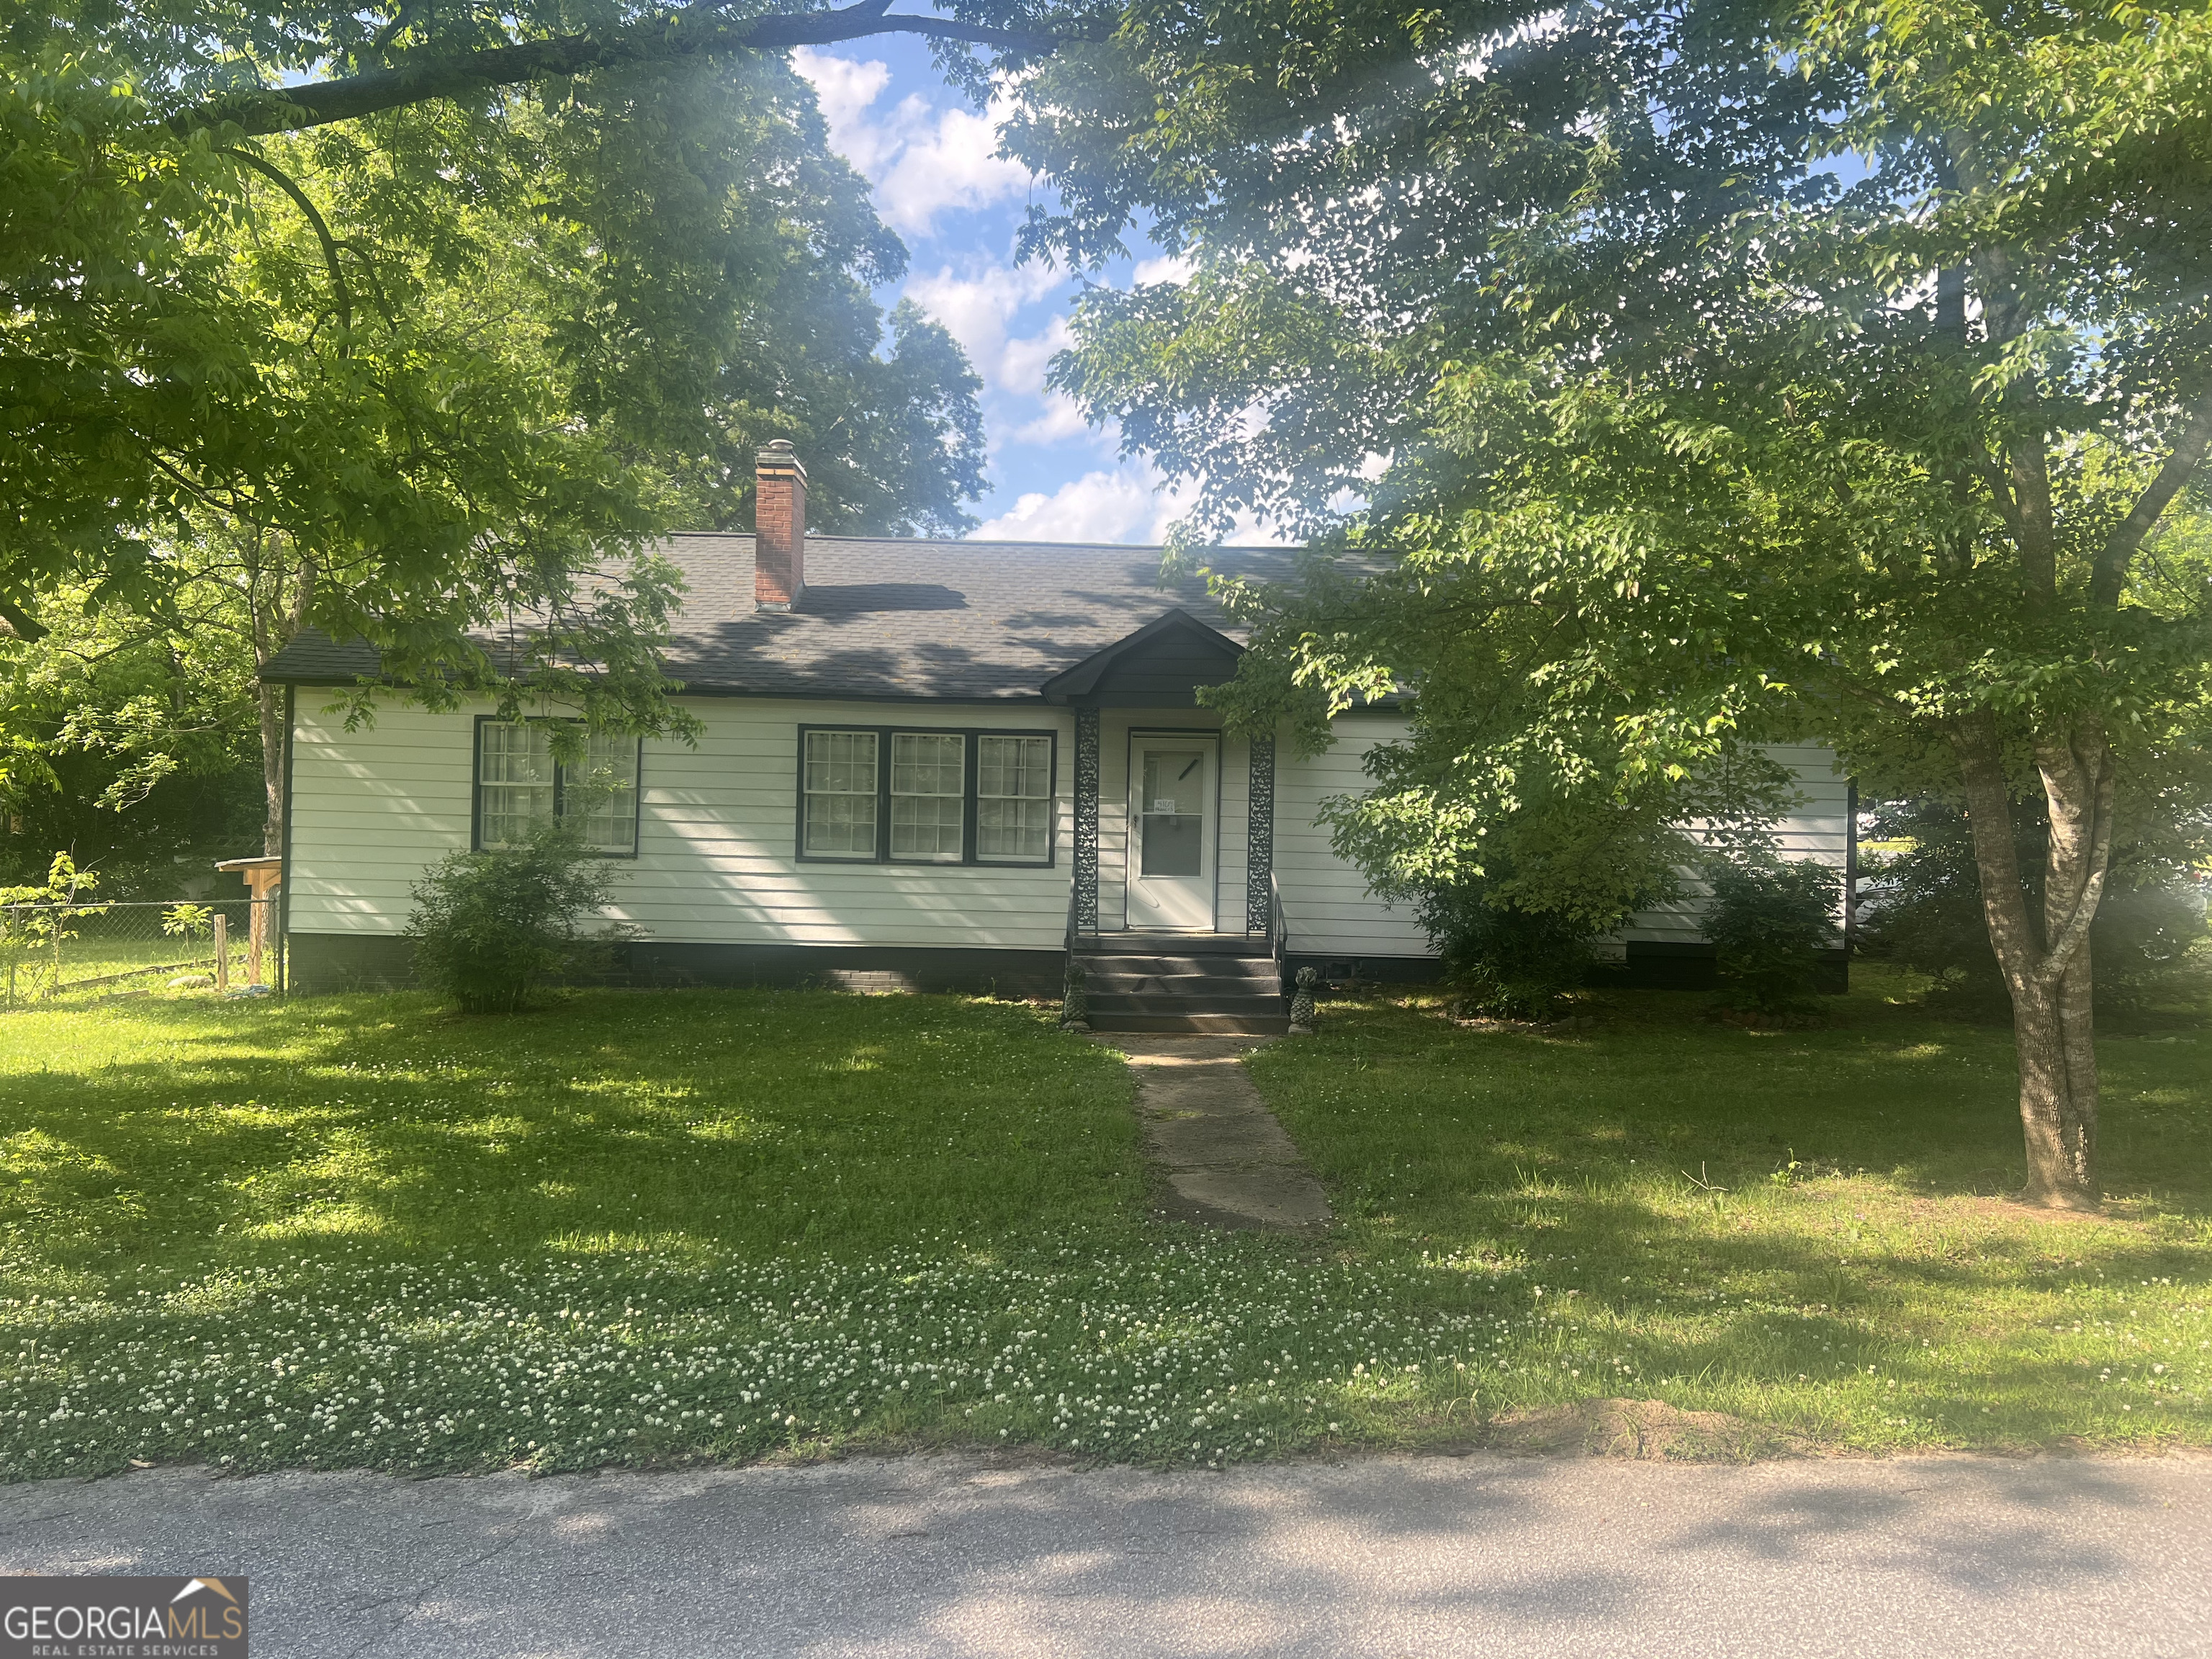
[0,975,2204,1480]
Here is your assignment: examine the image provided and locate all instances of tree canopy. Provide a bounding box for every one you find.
[1007,0,2212,1205]
[6,9,1000,858]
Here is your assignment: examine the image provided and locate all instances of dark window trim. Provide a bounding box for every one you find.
[796,724,1058,868]
[470,714,644,859]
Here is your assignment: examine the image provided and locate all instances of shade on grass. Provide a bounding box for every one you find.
[0,974,2206,1478]
[0,989,1140,1274]
[1247,968,2212,1447]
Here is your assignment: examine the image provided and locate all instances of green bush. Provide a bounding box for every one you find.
[408,828,627,1013]
[1858,796,2209,1019]
[1416,883,1594,1021]
[1701,856,1843,1015]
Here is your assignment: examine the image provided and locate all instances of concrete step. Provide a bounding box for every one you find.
[1073,932,1271,959]
[1080,964,1283,990]
[1084,983,1283,1007]
[1088,992,1289,1018]
[1085,1011,1291,1035]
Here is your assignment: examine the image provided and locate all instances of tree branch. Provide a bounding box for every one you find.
[0,596,49,642]
[174,4,1072,137]
[2094,388,2212,609]
[220,148,354,338]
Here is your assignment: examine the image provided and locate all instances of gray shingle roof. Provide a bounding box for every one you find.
[260,534,1292,701]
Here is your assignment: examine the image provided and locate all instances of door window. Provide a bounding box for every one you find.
[1139,750,1205,876]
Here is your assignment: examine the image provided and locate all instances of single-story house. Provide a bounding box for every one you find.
[261,442,1852,1032]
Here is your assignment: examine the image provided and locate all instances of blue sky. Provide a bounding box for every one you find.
[792,42,1201,544]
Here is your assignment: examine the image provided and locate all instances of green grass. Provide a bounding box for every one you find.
[1247,966,2212,1451]
[4,919,246,1001]
[1,972,2206,1480]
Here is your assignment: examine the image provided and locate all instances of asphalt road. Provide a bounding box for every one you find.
[4,1452,2207,1658]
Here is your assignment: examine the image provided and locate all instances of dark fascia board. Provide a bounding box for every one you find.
[1037,608,1244,703]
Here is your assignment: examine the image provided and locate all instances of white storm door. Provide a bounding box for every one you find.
[1126,737,1216,931]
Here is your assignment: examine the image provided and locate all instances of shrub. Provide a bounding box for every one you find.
[1416,883,1595,1021]
[1858,796,2211,1019]
[409,827,627,1013]
[1701,856,1843,1015]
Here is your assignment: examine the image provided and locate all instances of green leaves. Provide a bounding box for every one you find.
[5,37,991,755]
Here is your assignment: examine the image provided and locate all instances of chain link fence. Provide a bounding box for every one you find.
[0,898,282,1007]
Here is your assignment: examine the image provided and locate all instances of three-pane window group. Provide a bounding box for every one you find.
[803,729,1055,863]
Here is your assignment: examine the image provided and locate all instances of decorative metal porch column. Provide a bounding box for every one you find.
[1072,706,1101,935]
[1244,729,1276,935]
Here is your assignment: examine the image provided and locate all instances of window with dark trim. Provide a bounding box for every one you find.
[798,726,1057,866]
[472,717,642,856]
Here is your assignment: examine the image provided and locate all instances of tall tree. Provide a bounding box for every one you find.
[1007,0,2212,1206]
[7,25,992,855]
[0,580,262,891]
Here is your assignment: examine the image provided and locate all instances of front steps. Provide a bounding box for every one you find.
[1071,933,1287,1035]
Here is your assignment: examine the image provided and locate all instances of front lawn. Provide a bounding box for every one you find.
[1249,969,2212,1452]
[1,974,2206,1479]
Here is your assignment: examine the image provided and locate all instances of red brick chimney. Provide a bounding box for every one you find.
[754,439,806,611]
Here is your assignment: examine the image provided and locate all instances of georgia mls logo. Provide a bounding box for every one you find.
[2,1575,248,1658]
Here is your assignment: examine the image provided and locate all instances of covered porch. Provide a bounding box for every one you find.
[1046,611,1286,1033]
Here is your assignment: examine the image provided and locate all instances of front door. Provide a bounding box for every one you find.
[1126,737,1216,930]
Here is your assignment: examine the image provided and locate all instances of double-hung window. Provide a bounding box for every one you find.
[890,733,965,861]
[976,734,1053,863]
[801,729,880,858]
[799,726,1056,866]
[474,719,642,855]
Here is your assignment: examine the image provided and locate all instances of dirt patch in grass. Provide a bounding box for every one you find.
[1482,1398,1809,1462]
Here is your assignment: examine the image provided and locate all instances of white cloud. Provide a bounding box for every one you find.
[999,316,1072,397]
[971,460,1310,547]
[1011,390,1094,446]
[792,49,894,173]
[972,467,1174,544]
[792,50,1030,238]
[878,105,1031,237]
[1131,252,1196,287]
[904,261,1065,390]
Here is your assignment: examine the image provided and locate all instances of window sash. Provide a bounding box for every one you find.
[570,733,640,855]
[476,721,639,855]
[803,730,879,858]
[976,735,1053,863]
[479,723,555,849]
[890,733,965,861]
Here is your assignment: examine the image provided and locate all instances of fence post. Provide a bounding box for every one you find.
[246,898,264,986]
[214,914,229,994]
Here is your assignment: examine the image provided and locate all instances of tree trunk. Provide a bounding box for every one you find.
[2032,720,2113,1201]
[245,531,312,860]
[1951,712,2108,1209]
[258,680,286,857]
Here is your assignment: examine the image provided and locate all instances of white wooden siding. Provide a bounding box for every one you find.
[289,697,1076,949]
[1610,742,1853,948]
[289,696,1848,962]
[1272,716,1436,959]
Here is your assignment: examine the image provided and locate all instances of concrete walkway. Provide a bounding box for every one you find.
[1103,1036,1331,1232]
[4,1453,2206,1657]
